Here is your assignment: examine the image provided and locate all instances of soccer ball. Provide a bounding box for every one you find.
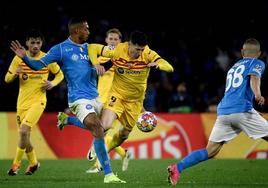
[136,111,157,132]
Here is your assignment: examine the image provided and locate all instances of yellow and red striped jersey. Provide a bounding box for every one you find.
[5,51,63,109]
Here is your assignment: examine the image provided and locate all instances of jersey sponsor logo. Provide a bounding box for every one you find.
[79,54,88,60]
[29,75,43,79]
[71,53,89,61]
[125,70,141,74]
[22,73,28,80]
[86,104,92,110]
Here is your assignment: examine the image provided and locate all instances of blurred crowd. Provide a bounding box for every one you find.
[1,2,268,113]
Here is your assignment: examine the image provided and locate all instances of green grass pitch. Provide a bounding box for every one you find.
[1,159,268,188]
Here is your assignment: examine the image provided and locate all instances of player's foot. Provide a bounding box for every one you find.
[57,112,68,130]
[25,162,40,175]
[7,163,20,176]
[167,164,180,186]
[122,150,131,171]
[104,173,126,183]
[87,146,96,161]
[85,165,103,173]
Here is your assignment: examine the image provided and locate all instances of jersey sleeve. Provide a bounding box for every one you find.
[88,43,115,65]
[5,55,20,83]
[146,47,174,72]
[41,45,62,65]
[249,59,265,78]
[47,63,64,86]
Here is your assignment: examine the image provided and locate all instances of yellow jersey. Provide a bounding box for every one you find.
[5,51,64,109]
[89,42,174,102]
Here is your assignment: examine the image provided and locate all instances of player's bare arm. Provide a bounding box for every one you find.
[250,74,265,105]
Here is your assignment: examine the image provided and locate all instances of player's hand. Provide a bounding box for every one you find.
[94,64,105,76]
[147,62,159,69]
[255,95,265,106]
[10,40,27,58]
[15,67,22,75]
[43,80,54,90]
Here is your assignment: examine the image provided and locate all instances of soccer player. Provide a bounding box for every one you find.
[167,38,268,185]
[89,30,174,158]
[58,28,131,173]
[10,18,125,183]
[5,29,64,175]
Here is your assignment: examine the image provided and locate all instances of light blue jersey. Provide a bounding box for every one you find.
[40,38,98,103]
[217,57,265,116]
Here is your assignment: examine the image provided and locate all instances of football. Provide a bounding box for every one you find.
[136,111,157,132]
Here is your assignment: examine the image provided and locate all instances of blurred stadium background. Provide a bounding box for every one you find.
[1,1,268,187]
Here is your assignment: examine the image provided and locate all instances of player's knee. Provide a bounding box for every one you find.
[85,120,104,138]
[19,125,30,139]
[206,141,223,158]
[119,129,130,140]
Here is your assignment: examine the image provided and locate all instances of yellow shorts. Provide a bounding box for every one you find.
[104,95,143,131]
[17,103,45,129]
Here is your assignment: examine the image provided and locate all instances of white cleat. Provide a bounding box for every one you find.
[122,150,131,171]
[87,146,96,161]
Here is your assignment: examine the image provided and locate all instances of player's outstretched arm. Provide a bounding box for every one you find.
[148,58,174,72]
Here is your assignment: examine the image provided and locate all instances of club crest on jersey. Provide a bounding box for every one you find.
[71,54,79,61]
[117,67,124,74]
[86,104,92,110]
[80,47,84,52]
[22,73,28,80]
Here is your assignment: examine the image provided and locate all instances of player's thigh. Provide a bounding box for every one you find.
[21,103,45,128]
[103,95,124,129]
[209,115,241,143]
[17,109,27,130]
[119,101,143,131]
[69,98,102,123]
[239,109,268,139]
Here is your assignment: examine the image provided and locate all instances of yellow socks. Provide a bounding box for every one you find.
[13,147,26,165]
[105,135,126,158]
[26,149,38,165]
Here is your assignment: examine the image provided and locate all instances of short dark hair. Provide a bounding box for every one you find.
[68,17,87,27]
[129,30,148,46]
[68,17,87,33]
[26,29,44,42]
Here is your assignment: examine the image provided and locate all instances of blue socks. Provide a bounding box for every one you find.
[93,139,112,175]
[67,117,112,175]
[67,117,87,129]
[177,149,208,173]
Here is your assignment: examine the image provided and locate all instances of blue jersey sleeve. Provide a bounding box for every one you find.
[41,45,62,65]
[22,44,61,70]
[248,59,265,77]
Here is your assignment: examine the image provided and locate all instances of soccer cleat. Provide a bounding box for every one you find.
[104,173,126,183]
[87,146,96,161]
[7,164,20,176]
[57,112,68,130]
[85,165,103,173]
[167,164,180,186]
[122,150,131,171]
[25,162,40,175]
